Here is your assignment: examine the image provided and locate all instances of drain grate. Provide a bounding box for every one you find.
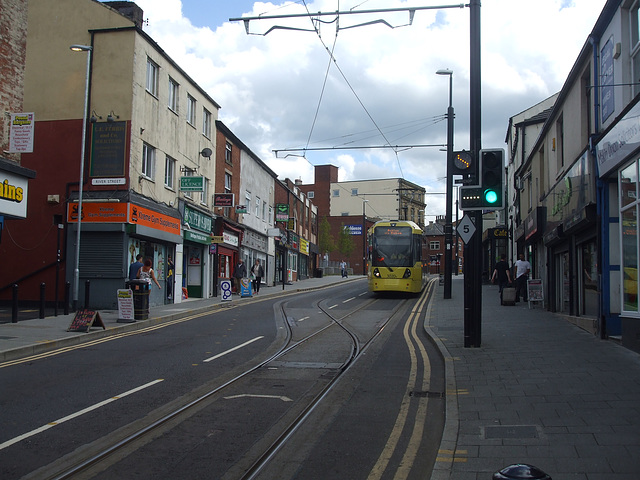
[410,390,445,398]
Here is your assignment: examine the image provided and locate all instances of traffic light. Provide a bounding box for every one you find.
[480,149,504,209]
[459,148,504,210]
[451,150,474,176]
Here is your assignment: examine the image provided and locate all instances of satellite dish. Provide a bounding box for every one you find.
[200,148,213,158]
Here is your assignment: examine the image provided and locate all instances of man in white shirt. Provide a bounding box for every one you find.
[515,253,531,302]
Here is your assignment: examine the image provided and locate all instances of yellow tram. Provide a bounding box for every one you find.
[367,220,428,294]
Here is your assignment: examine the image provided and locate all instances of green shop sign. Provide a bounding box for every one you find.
[180,176,205,192]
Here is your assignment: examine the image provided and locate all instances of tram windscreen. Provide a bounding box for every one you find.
[372,226,414,267]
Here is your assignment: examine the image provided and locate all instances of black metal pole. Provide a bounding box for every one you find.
[464,0,482,347]
[444,98,454,299]
[12,284,18,323]
[64,281,70,315]
[39,283,46,319]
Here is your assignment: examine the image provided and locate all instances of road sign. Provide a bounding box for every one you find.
[457,214,476,244]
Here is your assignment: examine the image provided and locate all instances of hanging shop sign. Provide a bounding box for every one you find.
[8,112,34,153]
[275,203,289,222]
[213,193,234,207]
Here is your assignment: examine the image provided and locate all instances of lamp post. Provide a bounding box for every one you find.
[70,44,92,310]
[436,68,454,299]
[362,199,369,276]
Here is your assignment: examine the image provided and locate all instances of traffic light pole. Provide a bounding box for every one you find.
[464,0,482,348]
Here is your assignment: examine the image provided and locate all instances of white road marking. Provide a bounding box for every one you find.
[328,304,338,309]
[299,316,309,322]
[203,336,264,363]
[343,297,356,303]
[0,379,164,451]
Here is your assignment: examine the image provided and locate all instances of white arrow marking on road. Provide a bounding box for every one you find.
[224,394,292,402]
[203,336,264,363]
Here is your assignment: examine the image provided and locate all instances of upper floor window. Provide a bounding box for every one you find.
[225,172,232,192]
[351,188,358,196]
[164,155,175,189]
[168,78,179,112]
[201,177,209,206]
[430,241,440,250]
[142,142,156,179]
[308,191,315,199]
[225,142,233,164]
[255,196,261,217]
[332,189,340,197]
[146,58,159,96]
[203,108,212,138]
[187,94,196,125]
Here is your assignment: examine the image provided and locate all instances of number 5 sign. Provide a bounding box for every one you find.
[457,215,476,244]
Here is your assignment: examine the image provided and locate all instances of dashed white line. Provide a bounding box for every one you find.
[203,336,264,363]
[0,379,164,451]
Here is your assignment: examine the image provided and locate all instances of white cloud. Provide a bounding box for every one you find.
[134,0,606,220]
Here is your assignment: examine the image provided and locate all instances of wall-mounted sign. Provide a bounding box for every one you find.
[183,204,212,232]
[0,171,29,219]
[213,193,234,207]
[90,121,127,177]
[235,204,247,214]
[180,176,205,192]
[9,112,34,153]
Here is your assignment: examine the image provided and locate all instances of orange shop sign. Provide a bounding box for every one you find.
[68,202,180,236]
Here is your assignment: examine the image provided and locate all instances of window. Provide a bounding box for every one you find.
[203,108,212,138]
[255,196,260,216]
[430,241,440,250]
[556,114,564,169]
[262,200,267,221]
[308,191,315,199]
[182,168,193,198]
[225,142,233,164]
[142,143,156,179]
[225,172,232,192]
[187,94,196,125]
[351,188,358,196]
[332,189,340,197]
[168,78,178,112]
[164,155,175,189]
[146,58,159,96]
[620,160,639,313]
[245,190,251,208]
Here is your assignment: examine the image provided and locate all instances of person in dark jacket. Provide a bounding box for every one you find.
[491,254,512,300]
[250,259,264,294]
[233,259,246,294]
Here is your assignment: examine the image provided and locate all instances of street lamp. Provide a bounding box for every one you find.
[436,68,454,299]
[70,44,92,310]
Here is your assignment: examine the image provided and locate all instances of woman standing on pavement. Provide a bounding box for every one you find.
[251,259,264,294]
[137,258,162,289]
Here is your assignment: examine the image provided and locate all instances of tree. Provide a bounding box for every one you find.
[337,223,355,258]
[318,216,335,258]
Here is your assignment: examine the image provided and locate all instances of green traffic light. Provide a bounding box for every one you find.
[484,189,498,204]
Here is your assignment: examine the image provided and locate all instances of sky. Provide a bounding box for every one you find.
[129,0,607,221]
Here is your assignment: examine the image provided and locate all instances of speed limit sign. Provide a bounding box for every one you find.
[457,215,476,244]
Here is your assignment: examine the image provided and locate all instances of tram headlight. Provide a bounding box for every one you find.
[373,268,381,278]
[403,269,411,279]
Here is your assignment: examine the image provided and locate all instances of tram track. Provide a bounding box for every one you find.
[27,287,410,480]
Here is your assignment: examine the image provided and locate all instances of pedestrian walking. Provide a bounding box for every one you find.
[137,258,162,289]
[491,254,512,294]
[250,259,264,294]
[340,260,348,278]
[166,254,174,300]
[514,253,531,302]
[233,258,246,294]
[129,254,143,282]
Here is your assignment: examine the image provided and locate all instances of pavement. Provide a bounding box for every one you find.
[428,276,640,480]
[2,274,640,479]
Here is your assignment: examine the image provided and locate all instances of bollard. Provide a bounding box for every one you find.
[12,284,18,323]
[64,282,70,315]
[84,280,90,309]
[39,282,46,319]
[493,464,552,480]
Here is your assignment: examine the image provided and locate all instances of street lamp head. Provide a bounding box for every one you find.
[70,44,92,52]
[436,68,453,76]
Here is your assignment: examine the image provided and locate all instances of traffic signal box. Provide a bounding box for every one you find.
[460,148,504,210]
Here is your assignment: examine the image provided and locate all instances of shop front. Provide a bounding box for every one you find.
[596,98,640,349]
[543,151,597,322]
[67,195,182,309]
[181,202,214,299]
[213,219,242,294]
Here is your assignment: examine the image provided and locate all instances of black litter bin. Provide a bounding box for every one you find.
[315,268,323,278]
[128,279,150,320]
